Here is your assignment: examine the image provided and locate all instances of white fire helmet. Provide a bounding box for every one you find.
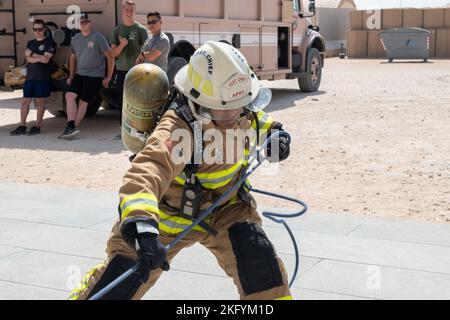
[174,41,272,121]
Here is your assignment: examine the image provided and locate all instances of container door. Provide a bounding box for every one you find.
[261,26,278,71]
[292,0,308,50]
[239,25,261,71]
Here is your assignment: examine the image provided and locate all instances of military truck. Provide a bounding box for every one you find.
[0,0,325,117]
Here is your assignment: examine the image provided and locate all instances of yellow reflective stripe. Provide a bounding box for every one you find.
[196,160,243,180]
[202,79,214,96]
[201,178,234,189]
[67,263,105,300]
[261,120,273,131]
[187,64,193,83]
[120,193,157,211]
[158,210,207,234]
[251,111,274,133]
[229,195,238,205]
[175,176,186,185]
[244,179,252,192]
[120,193,159,220]
[273,295,293,300]
[159,223,185,234]
[174,160,244,189]
[192,69,202,89]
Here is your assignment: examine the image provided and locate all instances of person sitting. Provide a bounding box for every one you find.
[59,13,114,140]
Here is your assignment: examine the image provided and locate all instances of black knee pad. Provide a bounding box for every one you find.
[228,222,283,295]
[87,255,142,300]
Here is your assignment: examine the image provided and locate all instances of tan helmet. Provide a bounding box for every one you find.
[122,63,169,154]
[174,41,271,120]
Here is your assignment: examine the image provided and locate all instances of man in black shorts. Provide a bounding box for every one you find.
[59,13,114,139]
[10,19,55,136]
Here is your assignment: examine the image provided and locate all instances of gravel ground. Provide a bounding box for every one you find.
[0,58,449,223]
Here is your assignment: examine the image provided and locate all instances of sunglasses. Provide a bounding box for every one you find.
[80,20,91,25]
[33,28,44,32]
[147,19,160,25]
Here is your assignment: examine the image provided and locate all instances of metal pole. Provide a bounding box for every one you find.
[11,0,18,66]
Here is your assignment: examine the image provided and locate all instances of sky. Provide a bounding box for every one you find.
[356,0,450,9]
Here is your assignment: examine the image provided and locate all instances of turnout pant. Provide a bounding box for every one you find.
[68,201,292,300]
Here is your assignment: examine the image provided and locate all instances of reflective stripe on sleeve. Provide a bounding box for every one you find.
[120,193,159,220]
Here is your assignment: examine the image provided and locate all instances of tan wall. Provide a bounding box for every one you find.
[346,30,367,58]
[349,10,363,30]
[423,8,445,29]
[436,28,450,58]
[402,8,423,28]
[446,9,450,28]
[346,8,450,59]
[382,9,403,29]
[367,30,385,58]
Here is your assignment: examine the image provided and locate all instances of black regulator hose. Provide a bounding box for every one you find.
[246,185,308,288]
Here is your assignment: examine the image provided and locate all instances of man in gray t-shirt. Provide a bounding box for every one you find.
[60,13,114,140]
[70,30,111,78]
[136,12,170,72]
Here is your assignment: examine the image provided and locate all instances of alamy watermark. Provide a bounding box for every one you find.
[168,126,283,176]
[366,265,381,290]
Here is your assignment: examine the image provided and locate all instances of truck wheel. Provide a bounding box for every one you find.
[167,57,188,85]
[298,48,322,92]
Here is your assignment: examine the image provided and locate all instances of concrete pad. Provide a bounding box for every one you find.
[348,217,450,247]
[291,287,372,300]
[0,250,102,293]
[168,243,320,281]
[298,259,450,300]
[0,219,108,259]
[264,227,450,275]
[0,182,117,210]
[0,245,22,260]
[262,210,366,235]
[143,270,238,300]
[0,197,115,228]
[0,280,67,300]
[86,217,116,232]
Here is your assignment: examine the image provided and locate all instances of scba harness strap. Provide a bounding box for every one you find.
[136,86,261,236]
[156,88,217,236]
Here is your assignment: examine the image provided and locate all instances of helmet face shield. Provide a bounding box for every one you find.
[189,101,244,122]
[246,87,272,112]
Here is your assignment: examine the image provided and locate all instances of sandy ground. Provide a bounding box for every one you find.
[0,58,449,223]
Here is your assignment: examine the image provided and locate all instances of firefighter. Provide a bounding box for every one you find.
[68,41,292,300]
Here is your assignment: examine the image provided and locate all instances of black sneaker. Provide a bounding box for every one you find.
[58,126,80,140]
[27,126,41,136]
[10,126,27,136]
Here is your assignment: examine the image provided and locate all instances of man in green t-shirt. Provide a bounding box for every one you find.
[102,0,148,111]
